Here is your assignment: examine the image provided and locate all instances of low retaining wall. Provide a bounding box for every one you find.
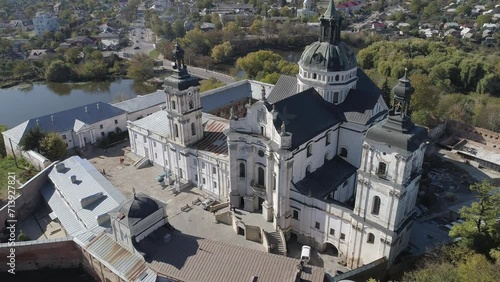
[0,163,54,232]
[245,225,261,243]
[215,211,232,225]
[0,238,81,273]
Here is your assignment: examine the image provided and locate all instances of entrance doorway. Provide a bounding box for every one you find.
[258,197,264,213]
[240,197,245,209]
[322,242,339,257]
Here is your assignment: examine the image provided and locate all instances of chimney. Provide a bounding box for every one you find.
[70,175,77,183]
[55,162,66,172]
[96,103,100,110]
[51,115,54,122]
[85,106,88,113]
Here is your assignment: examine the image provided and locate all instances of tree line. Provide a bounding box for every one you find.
[357,39,500,131]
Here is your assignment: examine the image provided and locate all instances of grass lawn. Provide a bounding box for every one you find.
[0,156,38,202]
[149,49,159,59]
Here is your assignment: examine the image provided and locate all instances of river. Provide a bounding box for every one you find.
[0,79,156,128]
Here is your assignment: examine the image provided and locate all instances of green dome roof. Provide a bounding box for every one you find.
[299,41,357,72]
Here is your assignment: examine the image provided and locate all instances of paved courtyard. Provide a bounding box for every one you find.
[84,143,350,275]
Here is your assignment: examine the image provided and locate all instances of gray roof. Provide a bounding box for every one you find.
[114,192,165,227]
[200,80,252,113]
[139,228,324,282]
[113,91,165,114]
[86,233,156,282]
[299,41,357,72]
[42,156,126,236]
[269,88,343,150]
[130,110,170,138]
[365,116,428,153]
[267,74,298,104]
[294,156,357,200]
[3,102,126,144]
[338,68,388,125]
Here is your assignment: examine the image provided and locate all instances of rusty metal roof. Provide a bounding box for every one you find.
[86,233,156,282]
[140,230,324,282]
[193,114,229,156]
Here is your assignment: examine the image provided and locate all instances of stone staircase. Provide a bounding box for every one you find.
[266,231,286,256]
[133,157,151,169]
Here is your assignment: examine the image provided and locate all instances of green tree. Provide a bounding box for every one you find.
[450,181,500,254]
[12,60,32,78]
[127,53,154,82]
[250,19,262,35]
[200,77,225,92]
[45,60,72,82]
[260,72,281,84]
[476,15,493,28]
[236,50,298,81]
[40,132,67,160]
[0,124,7,157]
[64,48,81,64]
[172,19,186,38]
[380,77,391,107]
[20,127,46,152]
[17,230,31,241]
[477,73,500,96]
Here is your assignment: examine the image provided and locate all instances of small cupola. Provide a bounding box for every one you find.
[392,68,414,99]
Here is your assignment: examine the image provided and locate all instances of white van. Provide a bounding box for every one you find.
[301,246,311,263]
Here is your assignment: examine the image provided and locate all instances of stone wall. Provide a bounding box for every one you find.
[245,225,262,243]
[20,150,51,170]
[0,163,54,232]
[215,211,232,225]
[0,238,81,272]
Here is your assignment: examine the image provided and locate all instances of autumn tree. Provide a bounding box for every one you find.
[211,41,233,63]
[236,50,298,81]
[200,77,225,93]
[127,53,155,82]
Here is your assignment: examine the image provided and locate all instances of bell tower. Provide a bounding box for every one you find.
[164,42,203,146]
[353,69,428,266]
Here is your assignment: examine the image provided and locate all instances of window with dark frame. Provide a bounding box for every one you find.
[315,222,320,229]
[292,210,299,220]
[367,233,375,244]
[372,196,381,215]
[330,228,335,236]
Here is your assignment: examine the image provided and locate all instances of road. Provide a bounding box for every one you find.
[160,57,236,85]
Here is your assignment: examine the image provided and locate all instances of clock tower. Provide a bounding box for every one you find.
[164,42,203,146]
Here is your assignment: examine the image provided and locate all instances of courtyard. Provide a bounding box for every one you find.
[85,142,346,274]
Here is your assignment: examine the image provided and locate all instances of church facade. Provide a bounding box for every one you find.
[128,0,427,269]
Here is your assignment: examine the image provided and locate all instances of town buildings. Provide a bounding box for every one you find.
[32,12,59,36]
[129,0,427,269]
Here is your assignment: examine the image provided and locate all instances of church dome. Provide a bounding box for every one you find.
[299,41,357,72]
[121,195,159,219]
[392,69,414,98]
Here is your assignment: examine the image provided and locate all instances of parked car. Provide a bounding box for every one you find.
[201,198,215,210]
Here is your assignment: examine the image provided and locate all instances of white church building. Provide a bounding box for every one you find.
[128,0,427,269]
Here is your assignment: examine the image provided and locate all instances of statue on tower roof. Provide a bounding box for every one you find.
[172,41,186,70]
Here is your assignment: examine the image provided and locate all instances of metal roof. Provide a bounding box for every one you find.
[44,156,126,236]
[130,110,171,138]
[193,114,229,155]
[113,90,165,114]
[270,88,343,150]
[338,68,388,125]
[139,229,324,282]
[267,74,298,104]
[86,233,156,282]
[3,102,126,144]
[200,80,252,113]
[294,156,357,200]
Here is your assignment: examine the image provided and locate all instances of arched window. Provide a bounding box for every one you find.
[340,147,348,158]
[239,163,245,178]
[335,75,339,81]
[189,100,194,109]
[174,124,179,137]
[313,73,317,79]
[377,162,387,177]
[367,233,375,244]
[257,167,265,186]
[171,100,176,110]
[306,165,311,176]
[372,196,381,215]
[191,123,196,136]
